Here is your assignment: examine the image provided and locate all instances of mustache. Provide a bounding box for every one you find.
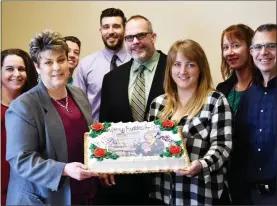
[106,33,118,39]
[131,45,144,50]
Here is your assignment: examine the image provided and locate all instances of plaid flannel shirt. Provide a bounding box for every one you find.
[147,91,232,205]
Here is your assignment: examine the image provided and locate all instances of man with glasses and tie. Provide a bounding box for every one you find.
[73,8,131,122]
[232,23,277,205]
[98,15,167,205]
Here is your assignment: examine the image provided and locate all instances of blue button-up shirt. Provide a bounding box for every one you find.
[235,76,276,182]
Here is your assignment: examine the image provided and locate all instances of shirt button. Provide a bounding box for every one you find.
[261,110,264,113]
[259,168,262,171]
[259,129,262,132]
[264,92,267,95]
[258,148,261,151]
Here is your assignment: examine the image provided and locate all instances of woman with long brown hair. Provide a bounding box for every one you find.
[217,24,256,114]
[1,48,38,204]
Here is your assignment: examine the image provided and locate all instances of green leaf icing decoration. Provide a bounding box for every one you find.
[89,144,119,161]
[89,122,112,138]
[154,120,178,134]
[159,141,184,158]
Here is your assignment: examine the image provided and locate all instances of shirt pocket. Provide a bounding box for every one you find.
[19,189,45,205]
[87,71,103,95]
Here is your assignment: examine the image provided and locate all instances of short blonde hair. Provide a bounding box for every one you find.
[29,29,68,65]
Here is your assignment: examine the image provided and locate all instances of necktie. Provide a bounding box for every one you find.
[131,65,146,122]
[110,54,118,71]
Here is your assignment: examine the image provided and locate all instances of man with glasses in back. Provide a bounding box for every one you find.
[232,23,276,205]
[73,8,131,122]
[98,15,167,205]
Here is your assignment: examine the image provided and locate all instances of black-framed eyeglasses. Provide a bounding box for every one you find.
[250,43,277,51]
[124,32,152,42]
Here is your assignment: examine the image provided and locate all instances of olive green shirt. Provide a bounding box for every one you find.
[128,50,160,104]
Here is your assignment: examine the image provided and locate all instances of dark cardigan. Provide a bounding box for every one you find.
[216,73,237,97]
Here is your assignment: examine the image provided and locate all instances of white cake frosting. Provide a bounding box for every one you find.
[84,121,190,173]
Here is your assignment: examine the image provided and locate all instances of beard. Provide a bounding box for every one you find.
[102,33,124,51]
[130,47,151,63]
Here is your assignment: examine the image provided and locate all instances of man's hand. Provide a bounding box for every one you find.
[62,162,98,180]
[99,174,116,186]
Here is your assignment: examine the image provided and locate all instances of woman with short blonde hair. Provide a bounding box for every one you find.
[6,30,98,205]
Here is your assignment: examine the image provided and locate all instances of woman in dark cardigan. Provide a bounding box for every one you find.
[216,24,258,204]
[217,24,257,114]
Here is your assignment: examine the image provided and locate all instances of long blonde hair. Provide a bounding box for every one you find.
[160,39,213,121]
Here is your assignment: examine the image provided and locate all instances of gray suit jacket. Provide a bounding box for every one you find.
[5,82,93,205]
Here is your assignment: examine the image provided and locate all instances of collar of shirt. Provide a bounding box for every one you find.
[128,50,160,104]
[267,76,277,88]
[132,50,160,72]
[256,74,276,89]
[67,77,73,85]
[102,47,129,64]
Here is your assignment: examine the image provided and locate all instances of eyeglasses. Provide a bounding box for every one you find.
[250,43,277,51]
[124,32,152,42]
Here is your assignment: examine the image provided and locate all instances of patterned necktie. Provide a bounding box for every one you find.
[110,54,118,71]
[131,65,146,122]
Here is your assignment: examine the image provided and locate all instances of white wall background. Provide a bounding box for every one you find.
[2,1,276,85]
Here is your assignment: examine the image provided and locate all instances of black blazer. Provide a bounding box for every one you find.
[100,50,167,123]
[97,51,167,204]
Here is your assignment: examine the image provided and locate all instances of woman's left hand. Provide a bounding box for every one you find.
[175,160,202,177]
[62,162,98,180]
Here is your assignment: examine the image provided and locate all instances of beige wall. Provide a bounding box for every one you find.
[2,1,276,85]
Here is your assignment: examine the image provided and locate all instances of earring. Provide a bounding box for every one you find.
[37,74,41,82]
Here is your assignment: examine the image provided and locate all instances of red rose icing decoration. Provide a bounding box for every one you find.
[91,123,104,131]
[93,148,107,157]
[162,120,175,128]
[169,145,181,155]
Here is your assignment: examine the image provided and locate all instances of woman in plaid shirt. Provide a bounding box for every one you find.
[147,39,233,205]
